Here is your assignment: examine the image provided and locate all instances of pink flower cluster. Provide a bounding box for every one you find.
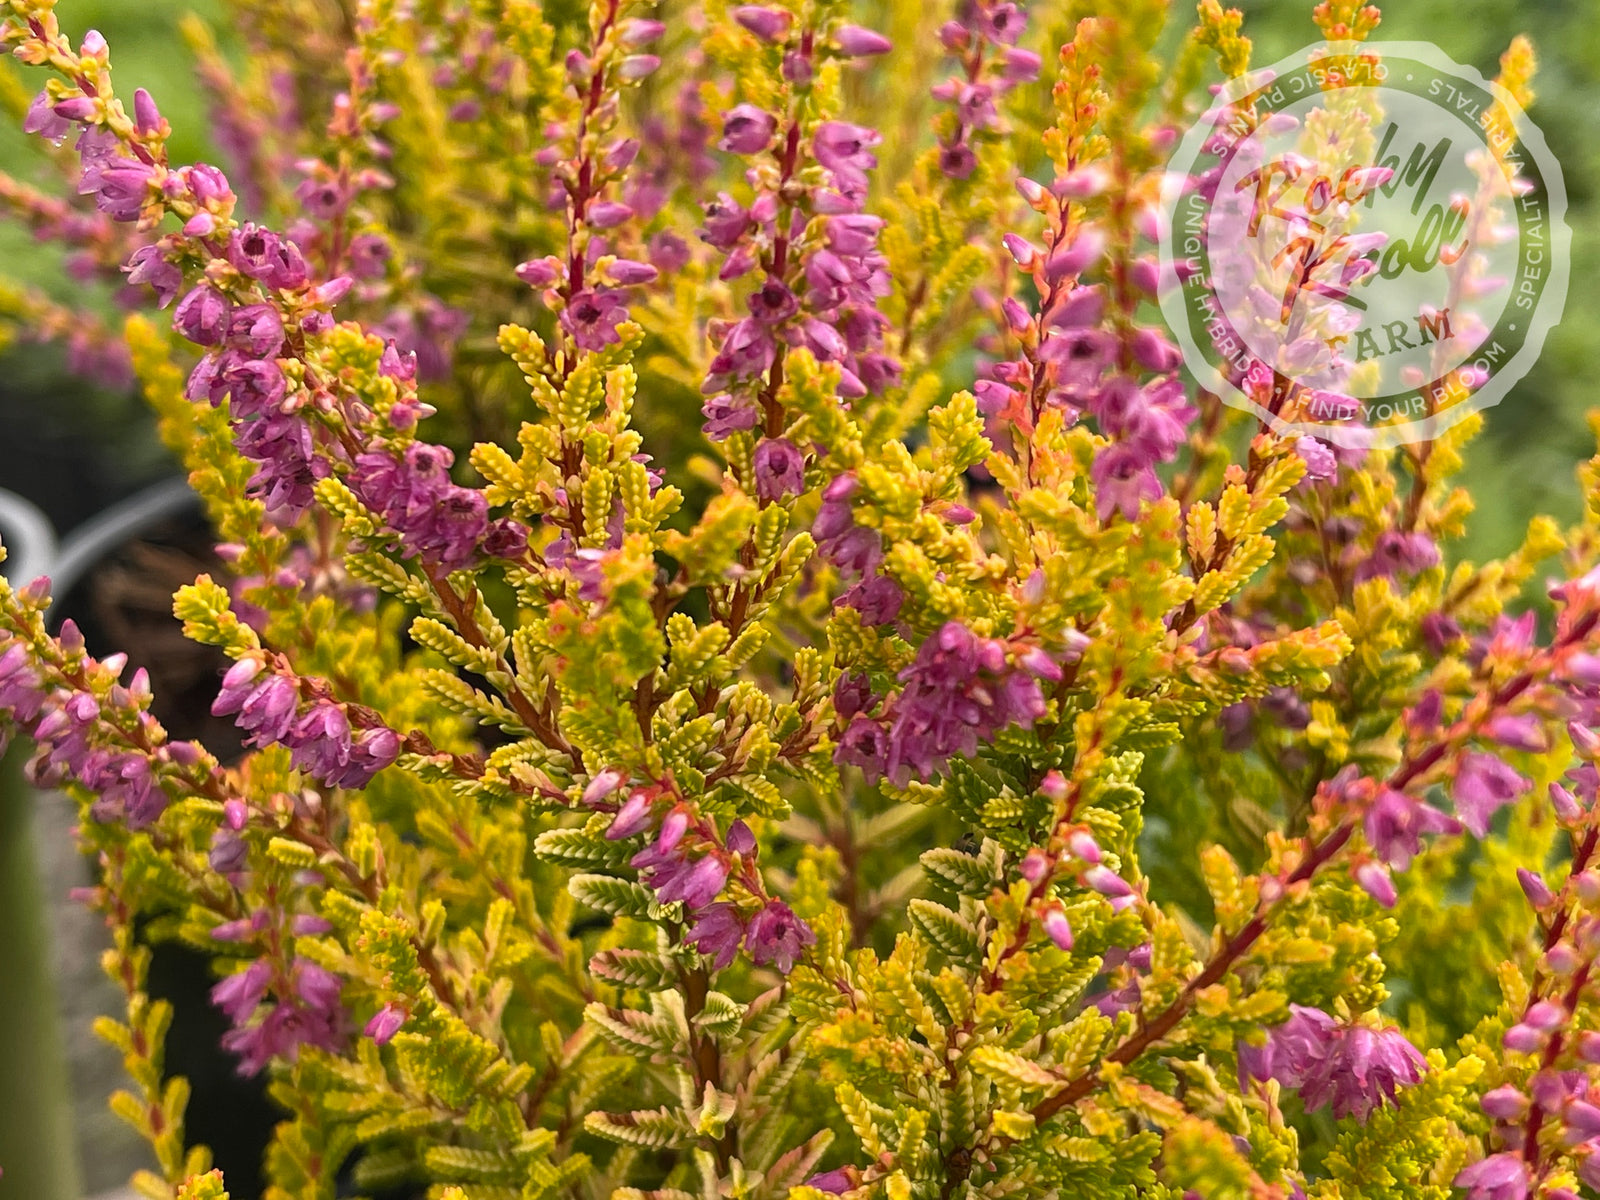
[1240,1004,1426,1121]
[835,620,1061,786]
[211,656,399,790]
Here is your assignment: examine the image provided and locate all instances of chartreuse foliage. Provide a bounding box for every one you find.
[1,0,1600,1199]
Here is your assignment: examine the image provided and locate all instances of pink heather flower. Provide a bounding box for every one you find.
[1018,849,1050,884]
[805,1169,853,1194]
[872,622,1049,785]
[1355,531,1441,582]
[1042,229,1105,284]
[834,716,890,777]
[619,17,665,44]
[286,701,352,774]
[699,193,750,249]
[132,88,162,135]
[604,258,658,285]
[174,285,232,346]
[607,791,654,840]
[835,24,892,56]
[1480,1084,1529,1120]
[1091,442,1163,522]
[586,200,634,228]
[1452,752,1531,837]
[838,575,904,626]
[1517,867,1556,910]
[52,95,98,124]
[186,163,234,206]
[228,304,286,357]
[702,393,761,439]
[516,257,563,288]
[719,103,776,154]
[617,54,660,81]
[733,5,792,41]
[753,438,806,501]
[745,901,816,973]
[813,122,882,192]
[1454,1154,1529,1200]
[704,318,775,389]
[561,287,630,351]
[23,90,71,140]
[1244,1006,1425,1121]
[583,769,625,806]
[1524,1000,1567,1032]
[215,672,298,749]
[687,903,745,969]
[1486,713,1546,752]
[833,672,874,722]
[654,853,729,909]
[1354,861,1397,908]
[1362,787,1459,871]
[364,1004,406,1045]
[1042,908,1074,951]
[351,443,489,570]
[1503,1022,1546,1054]
[227,224,309,290]
[1296,437,1337,480]
[209,827,248,873]
[348,233,393,280]
[124,245,183,307]
[212,959,273,1024]
[1084,865,1137,910]
[1564,1100,1600,1141]
[217,958,346,1076]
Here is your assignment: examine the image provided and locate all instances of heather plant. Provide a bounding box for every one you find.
[1,0,1599,1198]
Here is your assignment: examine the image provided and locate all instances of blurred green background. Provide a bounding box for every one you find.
[0,0,1593,541]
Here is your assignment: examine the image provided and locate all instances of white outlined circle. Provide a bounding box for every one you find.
[1157,41,1569,449]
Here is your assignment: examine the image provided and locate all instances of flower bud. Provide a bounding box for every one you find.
[1517,867,1556,910]
[1544,943,1580,975]
[1042,908,1074,951]
[132,88,162,135]
[1016,176,1047,206]
[619,18,665,45]
[1565,1101,1600,1142]
[1480,1085,1528,1120]
[604,258,659,285]
[52,96,98,123]
[582,768,625,806]
[587,200,634,228]
[606,791,653,839]
[1018,848,1050,884]
[1001,233,1038,267]
[1550,781,1584,822]
[733,6,792,41]
[516,257,562,288]
[1576,869,1600,904]
[1068,831,1101,865]
[834,25,892,56]
[365,1004,406,1045]
[1570,720,1600,758]
[1524,1000,1566,1032]
[617,55,660,81]
[1503,1022,1546,1053]
[1355,861,1397,908]
[1576,1031,1600,1063]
